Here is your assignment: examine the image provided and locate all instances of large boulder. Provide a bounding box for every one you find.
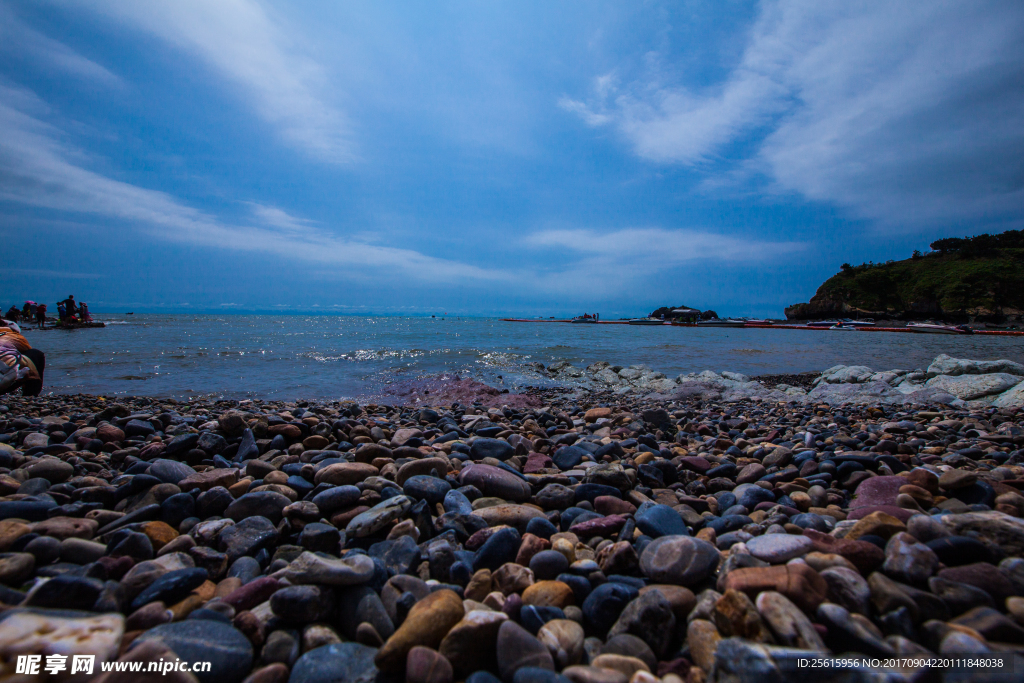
[924,373,1022,400]
[926,354,1024,378]
[817,366,875,384]
[992,382,1024,408]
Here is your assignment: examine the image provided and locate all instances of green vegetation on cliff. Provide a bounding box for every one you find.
[786,230,1024,321]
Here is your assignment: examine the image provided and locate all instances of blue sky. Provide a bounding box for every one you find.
[2,0,1022,318]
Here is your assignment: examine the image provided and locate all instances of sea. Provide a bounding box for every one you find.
[23,314,1024,401]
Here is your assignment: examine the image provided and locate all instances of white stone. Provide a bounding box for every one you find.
[721,371,750,383]
[926,354,1024,378]
[0,612,124,682]
[925,373,1022,400]
[992,381,1024,408]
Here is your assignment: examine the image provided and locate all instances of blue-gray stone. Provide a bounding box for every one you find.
[552,446,587,470]
[0,500,57,522]
[228,556,262,584]
[574,484,620,505]
[403,474,451,506]
[443,489,474,515]
[197,431,228,455]
[369,535,421,576]
[236,428,259,462]
[706,515,752,535]
[790,513,829,532]
[529,550,569,581]
[513,667,571,683]
[24,575,104,610]
[125,419,156,438]
[219,516,279,562]
[160,492,197,528]
[298,523,341,554]
[195,486,234,519]
[473,527,521,572]
[469,438,515,461]
[224,491,291,524]
[582,581,639,637]
[312,485,361,515]
[131,567,209,611]
[288,642,378,683]
[635,504,689,538]
[739,486,775,510]
[161,434,200,459]
[134,620,253,683]
[525,517,557,540]
[149,459,197,485]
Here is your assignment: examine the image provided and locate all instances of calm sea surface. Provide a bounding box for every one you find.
[23,314,1024,400]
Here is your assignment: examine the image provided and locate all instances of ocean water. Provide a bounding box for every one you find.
[22,314,1024,401]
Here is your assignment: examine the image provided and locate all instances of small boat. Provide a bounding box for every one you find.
[837,318,876,327]
[829,323,859,330]
[906,322,971,335]
[570,315,599,324]
[744,319,774,325]
[805,320,840,327]
[627,318,667,325]
[696,318,747,328]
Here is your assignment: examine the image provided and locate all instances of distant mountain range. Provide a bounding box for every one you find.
[785,230,1024,322]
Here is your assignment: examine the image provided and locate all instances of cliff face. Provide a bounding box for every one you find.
[785,244,1024,322]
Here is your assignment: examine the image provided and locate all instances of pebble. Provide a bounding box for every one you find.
[0,611,124,671]
[744,534,813,563]
[273,550,375,585]
[606,589,675,657]
[497,620,555,683]
[2,364,1024,683]
[375,589,465,674]
[639,536,719,586]
[133,620,253,683]
[289,642,379,683]
[537,619,584,669]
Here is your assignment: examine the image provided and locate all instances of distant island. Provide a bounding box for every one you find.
[786,229,1024,323]
[647,305,719,320]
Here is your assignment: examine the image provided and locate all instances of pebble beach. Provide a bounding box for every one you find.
[2,355,1024,683]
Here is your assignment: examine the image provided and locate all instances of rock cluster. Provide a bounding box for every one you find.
[545,354,1024,409]
[2,374,1024,682]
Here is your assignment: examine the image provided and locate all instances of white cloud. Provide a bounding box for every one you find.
[1,268,103,279]
[76,0,353,162]
[527,227,801,264]
[0,4,121,86]
[567,0,1024,225]
[0,83,503,283]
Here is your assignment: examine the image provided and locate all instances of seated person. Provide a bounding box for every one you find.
[0,326,44,396]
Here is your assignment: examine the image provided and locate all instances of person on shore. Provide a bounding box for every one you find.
[4,306,19,322]
[59,295,78,321]
[22,302,34,320]
[36,303,47,329]
[0,325,44,396]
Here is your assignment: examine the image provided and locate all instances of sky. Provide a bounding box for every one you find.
[1,0,1022,318]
